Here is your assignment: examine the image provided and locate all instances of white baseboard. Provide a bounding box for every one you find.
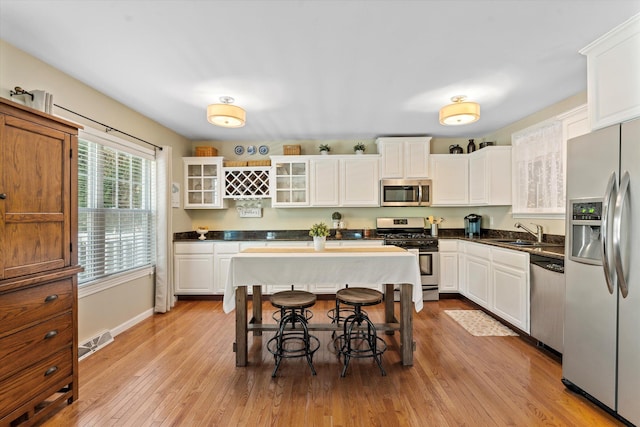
[111,308,155,337]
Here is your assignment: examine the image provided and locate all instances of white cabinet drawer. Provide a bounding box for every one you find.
[465,241,491,259]
[174,242,214,254]
[491,246,529,270]
[438,239,458,252]
[215,242,241,254]
[265,241,309,247]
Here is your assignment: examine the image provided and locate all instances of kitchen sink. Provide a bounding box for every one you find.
[486,239,564,248]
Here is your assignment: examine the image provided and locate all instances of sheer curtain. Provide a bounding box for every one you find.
[512,120,564,216]
[155,146,175,313]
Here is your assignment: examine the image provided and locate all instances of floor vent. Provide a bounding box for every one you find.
[79,330,114,360]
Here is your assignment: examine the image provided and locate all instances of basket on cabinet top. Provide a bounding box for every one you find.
[283,145,301,155]
[195,146,218,157]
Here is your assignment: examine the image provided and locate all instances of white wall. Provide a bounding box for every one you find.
[0,39,192,343]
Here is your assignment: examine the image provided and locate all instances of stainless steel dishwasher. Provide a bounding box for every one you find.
[530,254,565,354]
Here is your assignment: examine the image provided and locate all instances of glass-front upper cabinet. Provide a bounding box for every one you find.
[183,157,227,209]
[270,156,309,207]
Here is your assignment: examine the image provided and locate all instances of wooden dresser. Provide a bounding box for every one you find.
[0,98,82,426]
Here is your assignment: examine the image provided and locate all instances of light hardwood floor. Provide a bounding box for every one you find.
[40,298,623,426]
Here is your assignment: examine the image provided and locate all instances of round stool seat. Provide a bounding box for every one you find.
[336,287,383,306]
[270,290,316,310]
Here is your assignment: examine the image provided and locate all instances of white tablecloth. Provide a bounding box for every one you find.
[223,246,423,313]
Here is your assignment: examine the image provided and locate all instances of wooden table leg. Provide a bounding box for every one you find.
[400,283,414,366]
[252,285,262,336]
[235,286,248,367]
[384,283,395,335]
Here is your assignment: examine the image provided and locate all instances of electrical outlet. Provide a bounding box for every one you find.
[489,216,494,226]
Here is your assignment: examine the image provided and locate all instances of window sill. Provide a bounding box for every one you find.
[512,212,565,220]
[78,266,155,299]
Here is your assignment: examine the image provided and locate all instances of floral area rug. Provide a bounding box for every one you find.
[444,310,518,337]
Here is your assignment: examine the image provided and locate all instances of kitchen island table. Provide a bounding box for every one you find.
[224,246,422,367]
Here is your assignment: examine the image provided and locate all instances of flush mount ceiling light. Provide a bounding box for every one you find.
[207,96,246,128]
[439,95,480,126]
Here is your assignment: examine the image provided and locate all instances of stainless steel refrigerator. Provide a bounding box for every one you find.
[563,116,639,426]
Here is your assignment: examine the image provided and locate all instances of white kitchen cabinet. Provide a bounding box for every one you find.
[174,242,215,294]
[560,104,590,141]
[309,155,379,207]
[430,154,469,206]
[491,246,530,333]
[310,157,340,206]
[341,156,380,206]
[463,242,492,308]
[183,157,227,209]
[457,241,530,333]
[270,156,309,207]
[439,239,459,293]
[468,146,512,205]
[580,15,640,130]
[376,136,431,178]
[457,242,467,295]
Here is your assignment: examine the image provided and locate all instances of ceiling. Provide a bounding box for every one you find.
[1,1,639,142]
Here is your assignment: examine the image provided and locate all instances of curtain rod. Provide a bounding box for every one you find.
[53,104,163,151]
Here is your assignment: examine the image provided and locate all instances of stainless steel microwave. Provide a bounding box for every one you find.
[380,179,432,207]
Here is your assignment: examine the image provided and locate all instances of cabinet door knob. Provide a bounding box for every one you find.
[0,193,6,199]
[44,366,58,376]
[44,330,59,340]
[44,294,59,303]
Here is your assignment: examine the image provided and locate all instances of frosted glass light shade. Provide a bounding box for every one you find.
[439,101,480,125]
[207,103,246,128]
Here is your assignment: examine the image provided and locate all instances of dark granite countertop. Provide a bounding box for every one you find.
[174,228,564,260]
[437,229,565,260]
[173,229,384,243]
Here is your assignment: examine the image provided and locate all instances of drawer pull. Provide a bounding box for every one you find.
[44,366,58,376]
[44,330,59,339]
[44,294,59,303]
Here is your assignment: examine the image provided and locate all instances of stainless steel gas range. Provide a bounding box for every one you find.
[376,217,439,301]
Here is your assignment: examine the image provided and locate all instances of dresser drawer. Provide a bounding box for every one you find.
[0,348,72,415]
[0,313,73,382]
[0,279,73,337]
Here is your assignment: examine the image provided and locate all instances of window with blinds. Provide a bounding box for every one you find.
[78,136,155,285]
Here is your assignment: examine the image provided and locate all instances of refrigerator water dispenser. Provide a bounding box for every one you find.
[569,199,603,265]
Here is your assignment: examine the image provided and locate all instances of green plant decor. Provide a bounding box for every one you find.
[331,211,342,220]
[319,144,331,152]
[309,222,330,237]
[354,142,366,152]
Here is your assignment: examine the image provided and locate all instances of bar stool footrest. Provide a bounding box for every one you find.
[333,334,387,359]
[272,308,314,323]
[267,333,320,359]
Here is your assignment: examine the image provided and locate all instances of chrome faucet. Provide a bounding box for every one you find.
[515,222,544,243]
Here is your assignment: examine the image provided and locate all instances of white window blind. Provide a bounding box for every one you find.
[78,131,156,285]
[511,120,564,216]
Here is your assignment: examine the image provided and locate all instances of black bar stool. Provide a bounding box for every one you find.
[267,288,320,377]
[333,287,387,377]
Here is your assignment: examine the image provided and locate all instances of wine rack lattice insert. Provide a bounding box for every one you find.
[224,167,270,198]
